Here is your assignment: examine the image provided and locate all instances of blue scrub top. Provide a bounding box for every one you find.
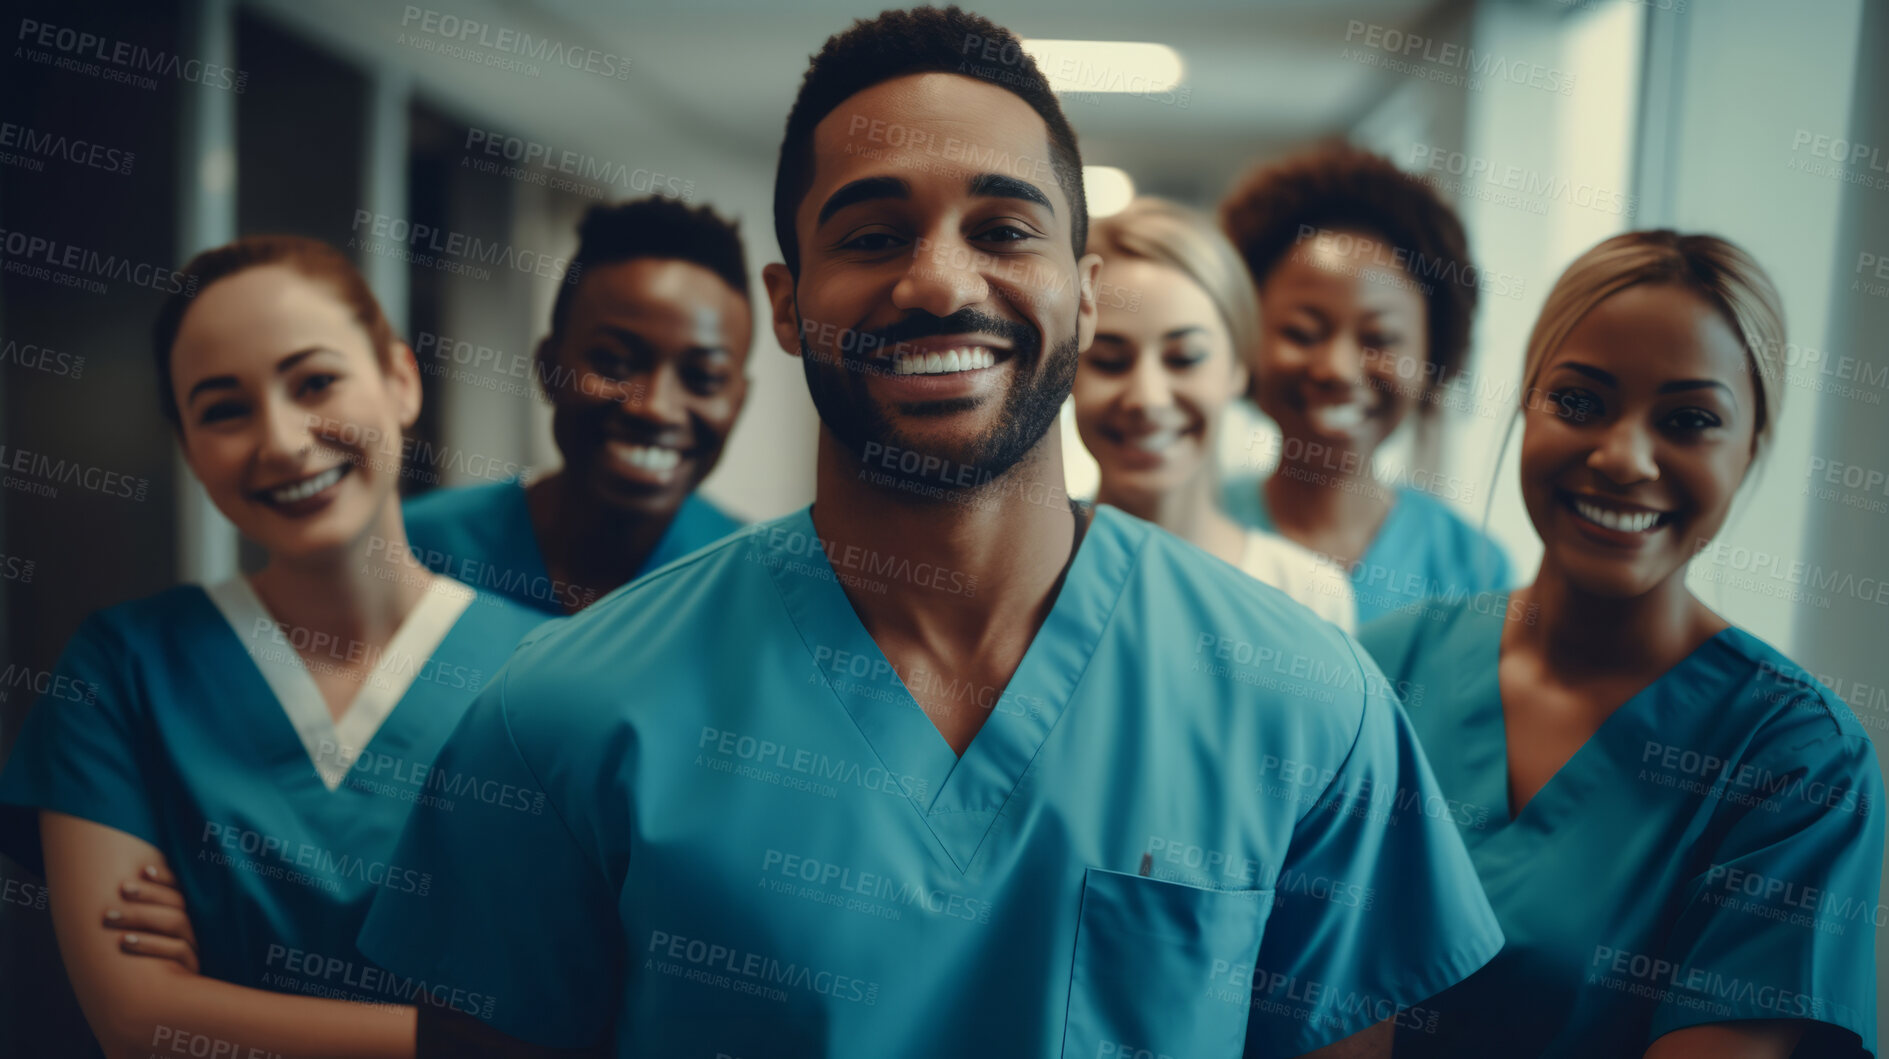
[1223,475,1511,626]
[360,505,1504,1057]
[403,479,745,614]
[1361,599,1883,1057]
[0,582,544,1007]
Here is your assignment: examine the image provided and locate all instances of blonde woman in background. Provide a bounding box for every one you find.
[1361,231,1882,1057]
[1074,197,1357,630]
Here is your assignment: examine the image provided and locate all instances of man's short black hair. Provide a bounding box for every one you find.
[771,5,1087,275]
[549,196,750,337]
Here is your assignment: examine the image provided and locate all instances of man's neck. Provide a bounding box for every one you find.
[810,429,1080,650]
[528,471,680,603]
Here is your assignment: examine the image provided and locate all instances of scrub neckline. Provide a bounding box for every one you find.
[1465,600,1741,828]
[761,503,1138,872]
[202,574,475,791]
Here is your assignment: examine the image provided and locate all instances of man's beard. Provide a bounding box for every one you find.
[799,305,1077,498]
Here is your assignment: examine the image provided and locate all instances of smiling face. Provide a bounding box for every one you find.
[1074,256,1247,504]
[1253,228,1427,462]
[1521,282,1759,598]
[539,258,751,516]
[764,72,1100,491]
[170,264,419,560]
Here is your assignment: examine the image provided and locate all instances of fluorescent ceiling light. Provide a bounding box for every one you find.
[1083,166,1135,218]
[1020,39,1185,94]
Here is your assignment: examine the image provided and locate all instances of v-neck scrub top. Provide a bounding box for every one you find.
[403,479,745,614]
[359,505,1503,1057]
[1360,599,1884,1057]
[0,577,546,1007]
[1224,476,1511,627]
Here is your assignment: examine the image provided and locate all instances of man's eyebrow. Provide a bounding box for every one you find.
[968,172,1053,213]
[817,176,910,226]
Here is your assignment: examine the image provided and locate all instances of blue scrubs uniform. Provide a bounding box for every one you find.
[1223,476,1511,626]
[403,479,744,614]
[0,579,544,1009]
[1361,598,1883,1057]
[360,506,1503,1057]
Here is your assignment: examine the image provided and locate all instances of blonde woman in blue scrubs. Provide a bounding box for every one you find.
[1363,230,1882,1057]
[0,236,544,1057]
[1073,197,1357,630]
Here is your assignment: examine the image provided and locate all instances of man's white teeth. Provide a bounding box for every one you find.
[269,465,345,504]
[892,347,996,376]
[1132,430,1182,453]
[1574,499,1662,533]
[1307,403,1366,432]
[619,445,681,472]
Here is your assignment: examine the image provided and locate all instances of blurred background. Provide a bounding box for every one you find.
[2,0,1885,1051]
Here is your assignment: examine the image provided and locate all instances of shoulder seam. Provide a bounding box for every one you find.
[492,668,618,883]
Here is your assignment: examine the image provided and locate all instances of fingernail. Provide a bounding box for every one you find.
[122,883,140,898]
[123,934,140,945]
[104,909,121,922]
[142,865,157,879]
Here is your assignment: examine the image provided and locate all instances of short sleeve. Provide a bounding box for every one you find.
[356,673,621,1048]
[0,614,160,875]
[1648,723,1884,1055]
[1243,647,1503,1056]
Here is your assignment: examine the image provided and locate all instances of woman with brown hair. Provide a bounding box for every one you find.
[0,236,544,1058]
[1221,143,1511,625]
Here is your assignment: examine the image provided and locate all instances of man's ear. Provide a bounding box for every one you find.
[761,263,804,357]
[1074,252,1104,354]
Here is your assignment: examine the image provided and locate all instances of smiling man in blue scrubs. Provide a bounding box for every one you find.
[359,8,1503,1057]
[402,197,751,614]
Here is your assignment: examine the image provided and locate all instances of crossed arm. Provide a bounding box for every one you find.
[39,811,418,1059]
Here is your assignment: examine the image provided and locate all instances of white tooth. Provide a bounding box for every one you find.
[272,465,342,503]
[981,349,994,368]
[943,350,962,373]
[925,352,944,374]
[894,355,911,376]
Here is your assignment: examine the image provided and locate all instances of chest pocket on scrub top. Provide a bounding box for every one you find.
[1062,866,1273,1059]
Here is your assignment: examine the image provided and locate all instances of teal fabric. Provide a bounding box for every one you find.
[0,586,543,1005]
[361,506,1503,1056]
[1223,475,1511,626]
[403,479,744,614]
[1362,599,1882,1057]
